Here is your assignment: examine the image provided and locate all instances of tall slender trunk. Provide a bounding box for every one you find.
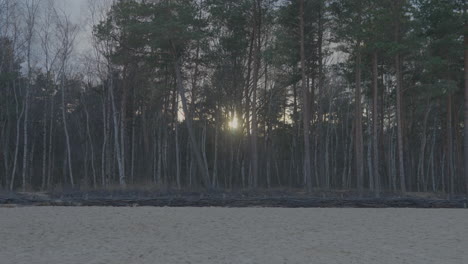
[347,122,355,189]
[163,119,168,185]
[300,0,312,192]
[83,92,97,188]
[317,0,325,188]
[10,80,24,190]
[2,110,10,188]
[175,114,181,189]
[341,110,350,189]
[464,22,468,195]
[202,122,210,187]
[447,95,454,195]
[243,26,255,187]
[390,128,397,191]
[84,136,89,186]
[367,102,373,191]
[120,68,128,185]
[355,44,364,194]
[212,107,219,187]
[109,73,126,187]
[101,95,108,187]
[372,52,380,197]
[173,57,210,187]
[156,116,162,184]
[265,63,272,189]
[41,98,48,190]
[21,80,30,192]
[429,120,436,192]
[130,87,136,185]
[379,67,387,184]
[395,53,406,193]
[186,140,192,188]
[250,0,261,188]
[28,141,35,187]
[417,103,431,191]
[394,0,406,193]
[61,73,74,187]
[47,96,55,188]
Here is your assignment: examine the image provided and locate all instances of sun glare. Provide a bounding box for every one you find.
[228,114,239,129]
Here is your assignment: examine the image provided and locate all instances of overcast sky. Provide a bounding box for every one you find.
[53,0,93,54]
[54,0,87,20]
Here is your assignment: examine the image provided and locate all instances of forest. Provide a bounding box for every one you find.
[0,0,467,196]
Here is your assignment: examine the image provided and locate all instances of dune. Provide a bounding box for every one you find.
[0,207,467,264]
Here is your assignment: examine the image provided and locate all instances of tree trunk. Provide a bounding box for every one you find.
[395,53,406,193]
[372,52,380,197]
[21,77,30,192]
[21,0,38,191]
[2,109,10,188]
[156,118,162,184]
[429,120,437,192]
[464,22,468,195]
[109,73,126,187]
[130,87,136,185]
[175,100,181,190]
[355,44,364,194]
[83,92,97,188]
[173,57,211,188]
[47,96,55,189]
[120,69,128,186]
[212,107,219,188]
[101,95,108,187]
[250,0,261,188]
[367,102,373,191]
[394,0,406,193]
[61,73,74,188]
[300,0,313,192]
[202,122,210,187]
[447,95,454,195]
[10,80,24,190]
[417,103,431,192]
[41,98,48,190]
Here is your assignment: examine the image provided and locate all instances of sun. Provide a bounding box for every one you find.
[228,114,239,129]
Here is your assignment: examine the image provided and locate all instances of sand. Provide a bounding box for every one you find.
[0,207,467,264]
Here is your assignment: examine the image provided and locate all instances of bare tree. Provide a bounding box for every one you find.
[372,52,380,197]
[39,0,60,190]
[173,56,210,188]
[465,21,468,195]
[394,0,406,193]
[250,0,261,188]
[0,0,465,194]
[300,0,313,192]
[54,8,78,188]
[5,1,24,190]
[20,0,40,191]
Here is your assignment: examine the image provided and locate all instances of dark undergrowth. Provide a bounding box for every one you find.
[1,188,467,208]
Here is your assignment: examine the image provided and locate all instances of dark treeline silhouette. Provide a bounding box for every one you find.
[0,0,467,196]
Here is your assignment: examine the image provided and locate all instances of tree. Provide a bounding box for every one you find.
[21,0,39,191]
[393,0,407,193]
[1,0,466,194]
[56,8,78,188]
[330,0,366,193]
[465,12,468,195]
[250,0,261,188]
[299,0,313,191]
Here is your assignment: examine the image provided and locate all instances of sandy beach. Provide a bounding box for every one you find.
[0,207,467,264]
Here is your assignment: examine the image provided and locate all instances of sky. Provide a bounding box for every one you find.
[28,0,342,72]
[53,0,93,53]
[54,0,87,21]
[50,0,344,65]
[6,0,95,74]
